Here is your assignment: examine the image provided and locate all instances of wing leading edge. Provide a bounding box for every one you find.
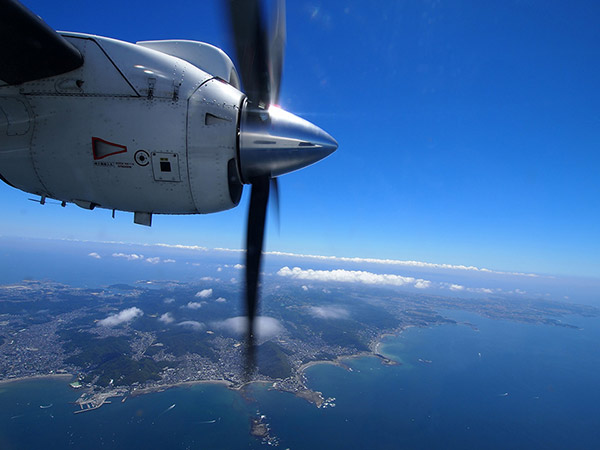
[0,0,83,85]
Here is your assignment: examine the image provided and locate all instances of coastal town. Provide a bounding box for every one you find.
[1,278,597,416]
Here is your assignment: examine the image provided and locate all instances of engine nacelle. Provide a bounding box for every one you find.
[0,33,245,219]
[1,29,336,226]
[187,78,244,213]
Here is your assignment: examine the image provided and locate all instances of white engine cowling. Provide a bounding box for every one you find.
[187,77,244,213]
[0,33,245,217]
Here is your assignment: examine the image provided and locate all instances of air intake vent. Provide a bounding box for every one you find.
[205,113,230,126]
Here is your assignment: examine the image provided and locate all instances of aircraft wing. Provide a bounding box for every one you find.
[0,0,83,85]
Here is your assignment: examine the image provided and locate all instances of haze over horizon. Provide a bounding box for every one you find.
[1,236,598,307]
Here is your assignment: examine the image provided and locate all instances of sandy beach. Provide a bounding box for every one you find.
[298,328,408,378]
[0,373,73,386]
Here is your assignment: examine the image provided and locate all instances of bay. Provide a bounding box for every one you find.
[1,311,598,449]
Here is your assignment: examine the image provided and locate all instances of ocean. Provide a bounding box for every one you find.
[1,310,598,449]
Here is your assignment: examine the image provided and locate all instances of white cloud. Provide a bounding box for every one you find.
[212,316,284,339]
[164,298,175,304]
[112,253,144,261]
[195,289,213,298]
[186,301,204,309]
[163,259,176,263]
[155,243,207,252]
[177,320,205,331]
[414,280,431,289]
[302,285,309,291]
[277,266,430,289]
[234,264,244,269]
[98,307,143,327]
[88,252,101,259]
[309,306,349,319]
[215,297,227,303]
[444,283,496,295]
[111,253,172,265]
[200,277,213,281]
[217,267,223,272]
[265,250,539,278]
[214,247,243,253]
[158,312,175,324]
[86,241,542,279]
[469,287,494,294]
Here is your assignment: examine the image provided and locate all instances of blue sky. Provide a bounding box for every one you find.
[2,0,599,278]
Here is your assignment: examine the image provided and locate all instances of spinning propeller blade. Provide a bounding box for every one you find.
[227,0,285,108]
[270,177,280,234]
[227,0,336,375]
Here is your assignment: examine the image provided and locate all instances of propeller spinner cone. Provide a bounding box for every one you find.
[238,104,337,182]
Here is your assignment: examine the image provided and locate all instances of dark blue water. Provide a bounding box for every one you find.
[1,312,598,449]
[0,380,256,449]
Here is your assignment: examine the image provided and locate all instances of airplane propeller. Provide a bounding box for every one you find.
[270,177,280,234]
[228,0,286,373]
[227,0,338,375]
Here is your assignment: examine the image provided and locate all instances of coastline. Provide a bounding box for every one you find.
[0,329,408,411]
[0,373,73,386]
[299,328,408,378]
[128,329,409,408]
[129,378,234,397]
[374,325,414,356]
[290,328,407,407]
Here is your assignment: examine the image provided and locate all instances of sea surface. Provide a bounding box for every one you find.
[1,311,598,449]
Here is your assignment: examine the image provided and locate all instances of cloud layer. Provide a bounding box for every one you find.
[267,251,538,278]
[147,241,539,277]
[77,240,542,280]
[278,266,501,295]
[278,266,430,289]
[98,307,143,327]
